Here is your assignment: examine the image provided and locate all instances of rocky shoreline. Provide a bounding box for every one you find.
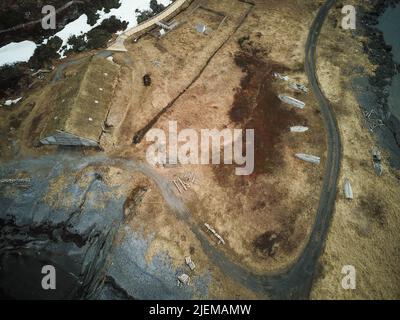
[0,155,202,299]
[358,0,400,168]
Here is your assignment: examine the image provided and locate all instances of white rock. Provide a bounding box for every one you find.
[178,274,190,285]
[185,256,196,271]
[290,126,309,133]
[4,97,22,106]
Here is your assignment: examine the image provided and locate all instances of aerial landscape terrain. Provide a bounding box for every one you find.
[0,0,399,301]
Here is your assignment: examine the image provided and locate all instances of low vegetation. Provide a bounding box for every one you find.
[0,63,26,98]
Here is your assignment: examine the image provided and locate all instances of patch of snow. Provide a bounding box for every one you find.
[0,41,37,66]
[3,97,22,106]
[53,14,94,57]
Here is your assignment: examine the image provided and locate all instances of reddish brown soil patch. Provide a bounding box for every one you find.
[214,43,305,186]
[231,46,305,175]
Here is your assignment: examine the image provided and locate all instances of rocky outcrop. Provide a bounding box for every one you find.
[358,0,400,166]
[0,158,124,299]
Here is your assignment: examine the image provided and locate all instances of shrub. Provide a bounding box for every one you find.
[67,35,87,53]
[66,16,127,52]
[86,28,111,49]
[98,15,128,33]
[238,36,250,48]
[150,0,166,14]
[135,9,154,24]
[0,63,25,97]
[135,0,167,24]
[29,36,62,69]
[81,0,121,25]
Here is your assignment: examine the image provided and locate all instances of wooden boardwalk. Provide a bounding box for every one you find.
[107,0,188,52]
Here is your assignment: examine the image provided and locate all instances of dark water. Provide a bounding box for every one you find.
[378,4,400,120]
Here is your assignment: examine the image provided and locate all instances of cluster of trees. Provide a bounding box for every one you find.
[135,0,172,24]
[0,63,25,98]
[27,15,127,69]
[29,36,63,69]
[0,0,169,95]
[0,1,127,97]
[0,0,122,46]
[82,0,121,25]
[1,35,65,96]
[0,15,127,96]
[66,15,128,54]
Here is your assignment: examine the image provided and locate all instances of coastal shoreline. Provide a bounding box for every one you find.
[355,0,400,168]
[311,0,400,299]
